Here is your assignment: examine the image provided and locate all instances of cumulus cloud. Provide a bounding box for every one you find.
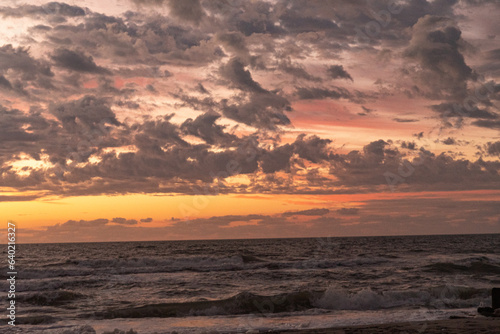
[403,15,475,99]
[329,139,500,191]
[0,44,53,94]
[50,95,120,131]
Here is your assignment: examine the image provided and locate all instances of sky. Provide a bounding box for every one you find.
[0,0,499,243]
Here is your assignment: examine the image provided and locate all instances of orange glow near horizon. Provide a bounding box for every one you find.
[3,189,499,232]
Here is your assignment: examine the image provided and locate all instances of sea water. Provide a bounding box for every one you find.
[1,234,499,333]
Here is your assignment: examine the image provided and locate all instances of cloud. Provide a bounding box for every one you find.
[278,11,339,34]
[401,141,416,150]
[51,48,112,74]
[167,0,205,23]
[0,44,53,94]
[0,2,86,18]
[14,197,500,243]
[295,87,351,100]
[442,137,457,145]
[50,95,120,131]
[0,0,499,203]
[430,102,498,120]
[279,58,322,82]
[260,143,294,173]
[336,208,360,215]
[358,106,375,116]
[327,65,353,81]
[221,92,291,130]
[403,15,475,100]
[220,58,268,94]
[282,208,330,217]
[472,120,500,130]
[329,139,500,191]
[48,219,109,231]
[486,141,500,156]
[112,217,138,225]
[393,118,419,123]
[181,112,239,147]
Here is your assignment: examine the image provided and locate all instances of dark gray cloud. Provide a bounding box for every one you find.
[295,87,351,100]
[329,139,500,191]
[221,92,291,130]
[0,75,12,90]
[336,208,360,215]
[327,65,353,81]
[403,15,475,100]
[48,219,109,231]
[293,134,332,163]
[0,44,54,94]
[216,32,250,62]
[486,141,500,156]
[111,217,138,225]
[430,102,498,120]
[169,0,206,23]
[0,2,86,18]
[472,120,500,130]
[282,208,330,217]
[278,10,339,34]
[442,137,457,145]
[0,105,53,167]
[132,0,205,23]
[0,0,499,202]
[181,112,239,146]
[51,48,112,74]
[393,118,419,123]
[260,144,294,173]
[279,58,322,82]
[50,95,120,131]
[358,106,374,116]
[401,141,416,150]
[220,58,268,94]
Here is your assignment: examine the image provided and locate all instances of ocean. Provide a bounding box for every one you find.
[2,234,500,333]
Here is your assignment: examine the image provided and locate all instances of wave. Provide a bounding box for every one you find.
[0,315,57,326]
[19,290,85,306]
[423,261,500,274]
[88,285,488,319]
[315,285,488,310]
[91,291,316,319]
[20,254,392,279]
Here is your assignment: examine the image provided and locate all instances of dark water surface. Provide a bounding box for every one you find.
[2,234,499,333]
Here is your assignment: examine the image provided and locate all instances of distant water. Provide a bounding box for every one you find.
[2,234,500,333]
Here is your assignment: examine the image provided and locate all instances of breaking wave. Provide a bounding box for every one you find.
[88,285,488,319]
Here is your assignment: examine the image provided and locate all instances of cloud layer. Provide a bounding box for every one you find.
[0,0,498,202]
